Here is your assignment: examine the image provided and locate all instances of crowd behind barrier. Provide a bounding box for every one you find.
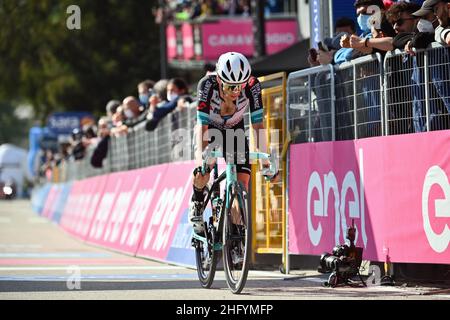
[41,43,450,184]
[287,43,449,144]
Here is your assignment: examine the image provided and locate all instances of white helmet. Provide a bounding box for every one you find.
[216,52,251,85]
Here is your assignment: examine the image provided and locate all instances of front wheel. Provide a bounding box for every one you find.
[222,182,251,294]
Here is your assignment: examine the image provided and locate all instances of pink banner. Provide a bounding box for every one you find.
[182,23,194,60]
[265,20,298,55]
[86,172,128,244]
[95,164,167,255]
[136,161,194,260]
[201,19,254,60]
[167,24,177,60]
[288,131,450,264]
[201,18,298,60]
[59,175,107,238]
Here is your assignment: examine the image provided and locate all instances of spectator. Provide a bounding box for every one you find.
[122,96,141,121]
[105,100,120,123]
[91,117,111,168]
[407,0,450,132]
[70,128,86,161]
[190,0,203,19]
[335,17,357,35]
[306,18,357,141]
[413,0,450,46]
[265,0,283,16]
[138,79,155,110]
[148,79,169,114]
[338,0,396,138]
[111,105,128,137]
[82,124,99,147]
[340,0,396,60]
[354,1,421,52]
[40,149,56,181]
[146,78,189,131]
[200,0,223,17]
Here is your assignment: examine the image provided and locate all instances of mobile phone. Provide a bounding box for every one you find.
[317,41,327,52]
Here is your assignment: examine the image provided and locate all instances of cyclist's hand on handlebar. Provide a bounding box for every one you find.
[262,163,280,183]
[193,166,211,190]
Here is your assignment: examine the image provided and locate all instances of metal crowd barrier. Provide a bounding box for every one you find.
[251,72,287,263]
[287,43,449,144]
[287,53,385,143]
[284,43,449,274]
[51,106,197,182]
[109,106,198,172]
[384,43,450,135]
[52,145,109,183]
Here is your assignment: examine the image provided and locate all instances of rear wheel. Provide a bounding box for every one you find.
[222,182,251,294]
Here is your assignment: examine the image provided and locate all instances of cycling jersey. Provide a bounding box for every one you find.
[196,74,264,130]
[196,74,264,175]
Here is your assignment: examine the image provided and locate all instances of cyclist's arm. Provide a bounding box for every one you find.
[195,76,213,166]
[195,124,209,166]
[247,77,269,157]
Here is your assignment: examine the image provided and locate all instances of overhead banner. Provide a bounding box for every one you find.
[288,130,450,264]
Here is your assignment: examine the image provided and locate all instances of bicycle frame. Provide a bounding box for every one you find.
[192,150,274,247]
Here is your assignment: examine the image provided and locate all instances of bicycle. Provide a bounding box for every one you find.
[191,147,278,294]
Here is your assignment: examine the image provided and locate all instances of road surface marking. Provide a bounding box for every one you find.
[0,266,186,271]
[0,274,199,281]
[0,252,112,258]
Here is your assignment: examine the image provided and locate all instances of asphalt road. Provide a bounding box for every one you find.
[0,200,448,300]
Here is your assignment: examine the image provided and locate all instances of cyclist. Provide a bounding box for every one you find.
[189,51,278,235]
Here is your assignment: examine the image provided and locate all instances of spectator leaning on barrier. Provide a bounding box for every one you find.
[145,78,189,131]
[122,96,147,128]
[340,0,396,61]
[308,17,357,68]
[91,117,111,168]
[335,17,357,35]
[110,105,128,137]
[413,0,450,46]
[137,79,155,110]
[356,1,421,52]
[339,0,396,138]
[105,100,121,125]
[148,79,169,114]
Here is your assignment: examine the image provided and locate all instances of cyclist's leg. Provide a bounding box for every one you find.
[231,135,250,225]
[231,172,249,225]
[189,165,211,234]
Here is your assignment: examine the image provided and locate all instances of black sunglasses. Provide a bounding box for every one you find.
[392,17,415,26]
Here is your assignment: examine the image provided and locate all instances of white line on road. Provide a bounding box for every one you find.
[0,266,186,271]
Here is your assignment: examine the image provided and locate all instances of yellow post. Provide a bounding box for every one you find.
[251,72,287,265]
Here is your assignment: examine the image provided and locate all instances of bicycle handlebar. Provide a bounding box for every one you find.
[201,146,279,181]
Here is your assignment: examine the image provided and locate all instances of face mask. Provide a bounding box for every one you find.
[417,19,434,33]
[124,109,135,119]
[167,93,178,102]
[139,94,149,105]
[357,14,371,32]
